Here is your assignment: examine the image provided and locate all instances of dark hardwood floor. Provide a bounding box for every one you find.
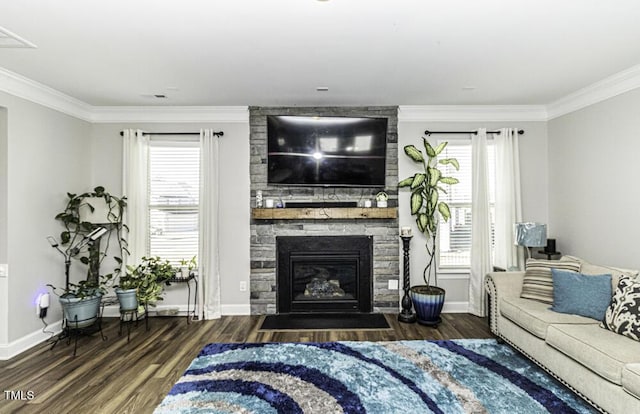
[0,313,491,414]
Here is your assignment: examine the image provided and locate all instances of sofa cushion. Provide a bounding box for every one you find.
[562,255,639,288]
[501,296,597,339]
[546,324,640,385]
[520,259,581,304]
[623,363,640,399]
[551,268,612,321]
[601,274,640,341]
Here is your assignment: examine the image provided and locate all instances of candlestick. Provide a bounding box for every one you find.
[398,235,417,323]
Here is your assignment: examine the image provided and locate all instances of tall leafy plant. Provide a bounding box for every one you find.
[54,186,128,286]
[399,139,460,289]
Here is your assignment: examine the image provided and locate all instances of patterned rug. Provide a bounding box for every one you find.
[154,339,597,414]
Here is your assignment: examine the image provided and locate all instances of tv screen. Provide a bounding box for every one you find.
[267,115,388,187]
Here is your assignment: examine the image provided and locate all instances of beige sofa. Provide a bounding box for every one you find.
[486,257,640,413]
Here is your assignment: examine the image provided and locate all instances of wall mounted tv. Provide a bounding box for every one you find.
[267,115,388,187]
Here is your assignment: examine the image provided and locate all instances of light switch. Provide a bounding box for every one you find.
[0,263,7,278]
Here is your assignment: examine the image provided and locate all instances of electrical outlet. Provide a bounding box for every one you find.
[388,279,399,290]
[0,263,8,278]
[239,281,247,291]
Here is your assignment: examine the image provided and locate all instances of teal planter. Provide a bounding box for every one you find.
[59,294,102,328]
[410,286,445,327]
[115,288,138,312]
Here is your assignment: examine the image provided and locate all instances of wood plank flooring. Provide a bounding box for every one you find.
[0,313,491,414]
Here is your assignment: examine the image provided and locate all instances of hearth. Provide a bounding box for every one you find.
[276,236,373,313]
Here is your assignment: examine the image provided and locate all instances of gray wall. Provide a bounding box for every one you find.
[90,121,251,312]
[0,91,92,344]
[548,89,640,269]
[398,120,549,307]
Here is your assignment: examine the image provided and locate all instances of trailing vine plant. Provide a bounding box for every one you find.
[54,186,128,287]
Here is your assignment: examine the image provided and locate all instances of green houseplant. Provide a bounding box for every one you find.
[178,255,197,278]
[49,186,127,327]
[122,256,176,314]
[398,139,459,326]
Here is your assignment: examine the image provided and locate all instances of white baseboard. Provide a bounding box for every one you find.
[103,303,251,317]
[442,301,469,313]
[102,304,194,317]
[0,320,62,360]
[221,304,251,315]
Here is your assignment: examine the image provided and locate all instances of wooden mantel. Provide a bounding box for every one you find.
[251,207,397,220]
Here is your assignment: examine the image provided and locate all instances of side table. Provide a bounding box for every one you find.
[165,274,198,324]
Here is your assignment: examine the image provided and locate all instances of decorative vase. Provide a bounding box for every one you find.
[59,294,102,328]
[410,285,445,327]
[115,288,138,312]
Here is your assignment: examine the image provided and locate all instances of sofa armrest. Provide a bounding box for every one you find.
[485,271,525,335]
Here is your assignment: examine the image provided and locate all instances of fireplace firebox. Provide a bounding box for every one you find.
[276,236,373,313]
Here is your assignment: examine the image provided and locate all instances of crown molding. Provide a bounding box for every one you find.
[0,67,93,121]
[3,62,640,124]
[547,64,640,120]
[398,105,548,122]
[89,106,249,123]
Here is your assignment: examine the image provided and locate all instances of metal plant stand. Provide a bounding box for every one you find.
[398,235,417,323]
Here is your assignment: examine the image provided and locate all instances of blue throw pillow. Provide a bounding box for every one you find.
[551,269,612,320]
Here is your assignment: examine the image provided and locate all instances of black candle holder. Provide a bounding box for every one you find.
[398,235,417,323]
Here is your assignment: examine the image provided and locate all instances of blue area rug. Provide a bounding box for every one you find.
[154,339,597,413]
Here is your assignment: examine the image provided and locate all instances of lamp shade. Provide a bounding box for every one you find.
[515,222,547,247]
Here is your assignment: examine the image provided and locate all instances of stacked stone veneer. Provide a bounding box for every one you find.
[249,106,400,314]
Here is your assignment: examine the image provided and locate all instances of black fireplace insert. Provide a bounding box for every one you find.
[276,236,373,313]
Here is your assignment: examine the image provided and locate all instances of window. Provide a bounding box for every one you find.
[438,141,496,269]
[148,141,200,265]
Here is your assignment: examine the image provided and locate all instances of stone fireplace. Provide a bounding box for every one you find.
[249,106,399,315]
[276,236,372,313]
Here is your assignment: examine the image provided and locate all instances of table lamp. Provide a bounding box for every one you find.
[515,222,547,259]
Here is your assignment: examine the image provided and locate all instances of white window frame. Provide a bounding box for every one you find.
[147,138,200,266]
[436,139,496,273]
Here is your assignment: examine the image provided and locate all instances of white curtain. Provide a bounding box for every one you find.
[494,128,524,270]
[198,129,221,320]
[469,128,492,317]
[122,129,149,267]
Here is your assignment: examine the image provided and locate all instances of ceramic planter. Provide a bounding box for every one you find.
[59,294,102,328]
[115,288,138,312]
[410,285,445,327]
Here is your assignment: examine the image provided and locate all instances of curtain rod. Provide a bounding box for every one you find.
[425,129,524,136]
[119,131,224,137]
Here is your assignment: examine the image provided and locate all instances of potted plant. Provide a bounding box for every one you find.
[114,272,140,312]
[124,256,175,314]
[48,186,127,327]
[398,139,460,326]
[48,274,113,328]
[178,255,197,278]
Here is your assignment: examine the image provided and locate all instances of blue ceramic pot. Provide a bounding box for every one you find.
[410,286,445,326]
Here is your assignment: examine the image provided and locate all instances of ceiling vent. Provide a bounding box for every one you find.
[0,26,37,48]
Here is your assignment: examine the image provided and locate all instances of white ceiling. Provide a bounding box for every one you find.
[1,0,640,107]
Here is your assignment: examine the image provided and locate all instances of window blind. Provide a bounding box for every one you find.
[438,141,496,268]
[148,143,200,265]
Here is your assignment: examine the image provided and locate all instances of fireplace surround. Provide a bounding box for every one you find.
[249,105,399,314]
[277,236,372,313]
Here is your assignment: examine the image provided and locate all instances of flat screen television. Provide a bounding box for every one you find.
[267,115,388,187]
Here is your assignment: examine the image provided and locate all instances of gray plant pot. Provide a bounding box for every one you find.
[115,288,138,312]
[59,294,102,328]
